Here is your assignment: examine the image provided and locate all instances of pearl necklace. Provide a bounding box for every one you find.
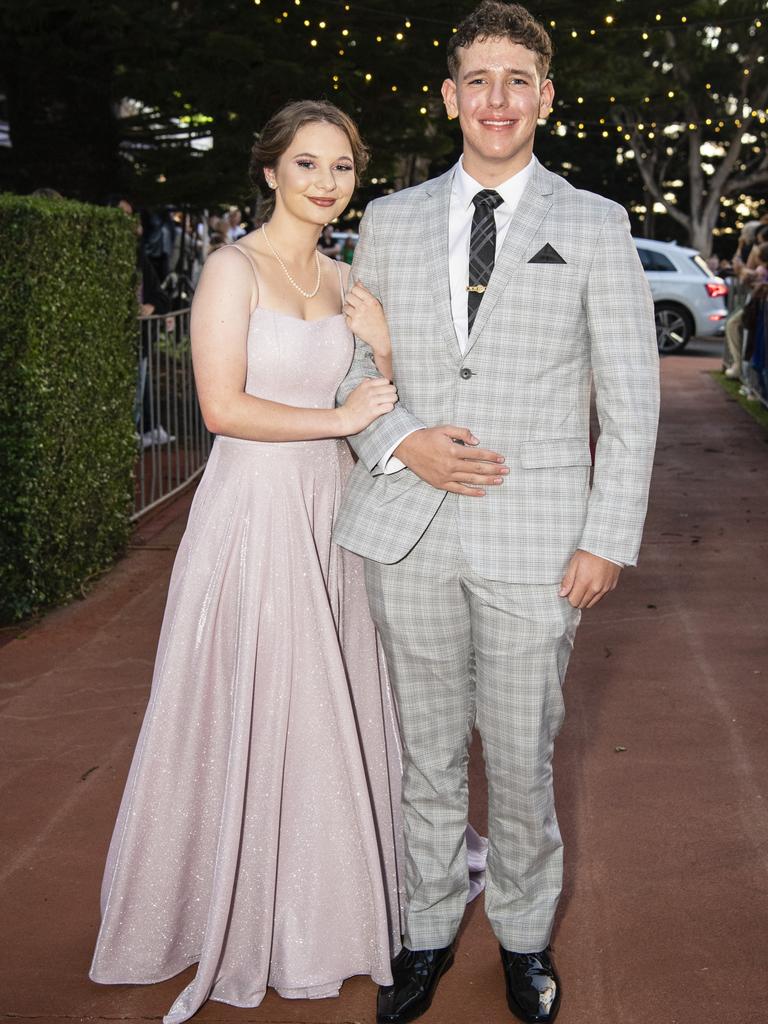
[261,225,322,299]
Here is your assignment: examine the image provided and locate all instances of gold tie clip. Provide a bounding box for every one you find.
[466,284,486,293]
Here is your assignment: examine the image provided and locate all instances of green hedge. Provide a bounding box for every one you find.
[0,195,137,623]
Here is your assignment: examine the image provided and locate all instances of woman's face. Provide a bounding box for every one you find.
[269,121,356,227]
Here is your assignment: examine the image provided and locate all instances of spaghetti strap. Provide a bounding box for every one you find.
[231,243,260,304]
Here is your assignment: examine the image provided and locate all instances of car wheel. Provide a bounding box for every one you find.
[654,302,694,354]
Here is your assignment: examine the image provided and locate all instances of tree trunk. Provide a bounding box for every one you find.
[689,204,720,257]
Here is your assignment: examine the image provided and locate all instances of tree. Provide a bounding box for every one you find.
[553,0,767,254]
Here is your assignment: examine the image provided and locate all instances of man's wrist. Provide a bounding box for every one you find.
[393,432,417,462]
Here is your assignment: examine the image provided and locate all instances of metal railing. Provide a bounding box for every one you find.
[133,308,213,519]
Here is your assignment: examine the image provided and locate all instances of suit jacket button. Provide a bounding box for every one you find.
[460,367,472,380]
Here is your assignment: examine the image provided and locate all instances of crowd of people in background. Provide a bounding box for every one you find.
[111,202,360,315]
[723,214,768,403]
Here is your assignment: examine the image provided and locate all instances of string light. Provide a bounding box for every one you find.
[275,4,765,40]
[265,5,764,161]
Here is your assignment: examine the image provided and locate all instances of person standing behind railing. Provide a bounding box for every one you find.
[725,239,768,379]
[110,198,177,446]
[738,245,768,397]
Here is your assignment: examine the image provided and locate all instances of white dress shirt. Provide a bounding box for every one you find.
[380,156,536,473]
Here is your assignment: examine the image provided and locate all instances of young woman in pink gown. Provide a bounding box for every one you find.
[89,101,405,1023]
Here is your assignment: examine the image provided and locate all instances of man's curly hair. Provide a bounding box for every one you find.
[447,2,554,81]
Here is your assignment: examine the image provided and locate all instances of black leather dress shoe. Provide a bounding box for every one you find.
[500,946,561,1022]
[376,944,454,1024]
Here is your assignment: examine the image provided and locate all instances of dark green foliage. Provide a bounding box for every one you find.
[0,195,137,623]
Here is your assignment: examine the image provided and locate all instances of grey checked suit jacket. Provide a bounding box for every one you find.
[334,160,660,582]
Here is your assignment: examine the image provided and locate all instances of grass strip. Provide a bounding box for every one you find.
[709,371,768,431]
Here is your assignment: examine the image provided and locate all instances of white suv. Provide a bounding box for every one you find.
[633,238,728,353]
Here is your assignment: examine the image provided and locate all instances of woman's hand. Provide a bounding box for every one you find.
[337,377,398,436]
[343,282,391,358]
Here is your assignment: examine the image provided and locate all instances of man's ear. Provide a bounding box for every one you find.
[441,78,459,120]
[539,79,555,119]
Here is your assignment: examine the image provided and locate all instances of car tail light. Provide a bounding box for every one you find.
[705,281,728,298]
[709,312,727,321]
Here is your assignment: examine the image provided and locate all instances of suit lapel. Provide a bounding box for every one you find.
[464,161,555,356]
[422,169,462,361]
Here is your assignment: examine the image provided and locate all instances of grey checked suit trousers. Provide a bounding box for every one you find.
[335,160,659,951]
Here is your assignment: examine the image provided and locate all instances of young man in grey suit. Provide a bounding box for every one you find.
[336,3,659,1021]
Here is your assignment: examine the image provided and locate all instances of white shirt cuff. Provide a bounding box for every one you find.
[378,428,424,474]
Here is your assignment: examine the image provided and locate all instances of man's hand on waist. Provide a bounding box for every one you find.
[394,425,507,497]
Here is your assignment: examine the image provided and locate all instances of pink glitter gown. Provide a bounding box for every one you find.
[89,280,403,1022]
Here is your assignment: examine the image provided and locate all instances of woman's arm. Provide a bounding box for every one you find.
[191,247,396,440]
[341,272,393,381]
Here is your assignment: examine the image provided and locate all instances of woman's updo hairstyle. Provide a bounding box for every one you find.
[250,100,370,218]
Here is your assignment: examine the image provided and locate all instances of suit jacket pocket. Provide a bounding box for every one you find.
[520,438,593,469]
[375,466,425,505]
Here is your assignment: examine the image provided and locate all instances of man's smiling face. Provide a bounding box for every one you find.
[441,36,554,183]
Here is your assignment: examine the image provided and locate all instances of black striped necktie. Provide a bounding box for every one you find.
[467,189,504,333]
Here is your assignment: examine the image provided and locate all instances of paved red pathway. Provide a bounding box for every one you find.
[1,353,766,1024]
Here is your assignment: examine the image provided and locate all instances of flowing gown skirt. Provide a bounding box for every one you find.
[90,433,403,1022]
